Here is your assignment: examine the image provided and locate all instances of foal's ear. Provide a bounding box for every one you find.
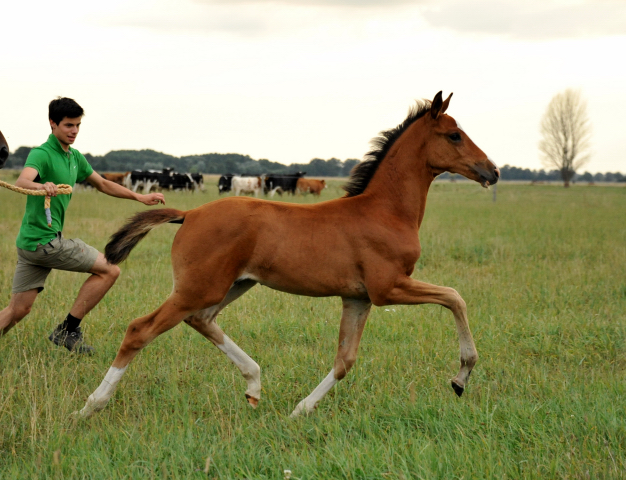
[430,91,444,119]
[441,92,453,115]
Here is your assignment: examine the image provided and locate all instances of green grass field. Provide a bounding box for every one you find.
[1,173,625,479]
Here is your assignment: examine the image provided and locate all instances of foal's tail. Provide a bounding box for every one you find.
[105,208,186,265]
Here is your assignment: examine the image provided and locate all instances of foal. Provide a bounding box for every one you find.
[78,92,499,418]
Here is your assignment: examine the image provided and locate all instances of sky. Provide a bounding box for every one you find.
[2,0,625,173]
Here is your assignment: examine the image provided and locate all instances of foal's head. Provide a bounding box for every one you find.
[0,131,9,169]
[424,92,499,187]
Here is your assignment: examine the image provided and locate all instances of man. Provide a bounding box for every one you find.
[0,97,165,354]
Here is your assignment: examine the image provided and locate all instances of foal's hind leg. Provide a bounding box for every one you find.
[77,297,195,418]
[184,279,262,407]
[291,298,371,417]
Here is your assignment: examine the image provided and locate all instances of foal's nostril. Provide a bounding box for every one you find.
[494,168,500,178]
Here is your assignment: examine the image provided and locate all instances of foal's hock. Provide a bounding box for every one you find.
[78,92,499,418]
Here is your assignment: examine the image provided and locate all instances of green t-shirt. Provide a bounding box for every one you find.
[16,134,94,251]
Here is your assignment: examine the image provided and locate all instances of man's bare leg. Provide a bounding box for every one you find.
[49,253,120,353]
[0,289,39,336]
[69,253,120,319]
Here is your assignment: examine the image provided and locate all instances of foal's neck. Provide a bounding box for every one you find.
[362,142,433,229]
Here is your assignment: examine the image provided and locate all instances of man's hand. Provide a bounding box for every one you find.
[139,193,165,205]
[40,182,58,197]
[85,172,166,205]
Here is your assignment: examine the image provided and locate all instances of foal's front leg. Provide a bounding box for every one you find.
[291,298,371,417]
[382,277,478,396]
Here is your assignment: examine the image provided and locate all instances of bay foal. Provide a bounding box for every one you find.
[78,92,499,418]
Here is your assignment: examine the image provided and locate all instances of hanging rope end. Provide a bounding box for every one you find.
[45,207,52,227]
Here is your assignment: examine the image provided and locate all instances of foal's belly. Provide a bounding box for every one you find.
[257,274,369,299]
[244,255,369,300]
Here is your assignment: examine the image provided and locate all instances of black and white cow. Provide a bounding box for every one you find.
[218,173,260,194]
[130,170,162,193]
[218,173,234,194]
[190,173,205,192]
[264,172,306,196]
[130,168,203,193]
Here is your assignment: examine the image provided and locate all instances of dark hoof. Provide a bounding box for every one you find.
[451,381,464,397]
[245,394,259,408]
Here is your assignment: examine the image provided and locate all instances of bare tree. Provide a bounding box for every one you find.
[539,89,592,187]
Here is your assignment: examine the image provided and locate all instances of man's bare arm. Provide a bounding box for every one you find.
[86,171,165,205]
[15,167,59,196]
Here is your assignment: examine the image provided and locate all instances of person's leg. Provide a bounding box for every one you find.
[1,247,51,337]
[68,252,121,320]
[0,289,40,336]
[50,252,120,353]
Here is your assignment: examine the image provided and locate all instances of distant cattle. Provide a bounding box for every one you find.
[130,170,162,193]
[232,175,263,197]
[218,173,262,194]
[218,174,234,194]
[130,168,203,193]
[264,172,306,196]
[158,171,197,191]
[74,179,94,191]
[296,178,326,196]
[190,173,205,192]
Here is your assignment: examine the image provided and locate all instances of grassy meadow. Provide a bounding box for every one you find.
[0,172,625,479]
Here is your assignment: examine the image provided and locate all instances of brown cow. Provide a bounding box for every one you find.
[102,172,131,187]
[296,178,326,196]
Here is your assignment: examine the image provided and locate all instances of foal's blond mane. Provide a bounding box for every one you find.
[343,99,432,197]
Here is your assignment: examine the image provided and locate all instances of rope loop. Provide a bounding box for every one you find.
[0,179,73,227]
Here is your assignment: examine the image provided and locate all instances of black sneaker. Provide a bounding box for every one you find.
[48,326,95,355]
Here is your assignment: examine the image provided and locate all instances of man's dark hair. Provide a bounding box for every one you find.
[49,97,84,125]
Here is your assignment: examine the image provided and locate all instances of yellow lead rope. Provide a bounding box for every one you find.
[0,179,73,227]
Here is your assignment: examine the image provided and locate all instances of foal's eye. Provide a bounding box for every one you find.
[448,132,462,142]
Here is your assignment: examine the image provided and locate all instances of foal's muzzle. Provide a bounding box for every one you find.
[473,163,499,188]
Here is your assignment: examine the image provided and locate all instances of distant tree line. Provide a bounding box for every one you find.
[5,147,360,177]
[439,165,624,183]
[5,147,624,182]
[497,165,624,183]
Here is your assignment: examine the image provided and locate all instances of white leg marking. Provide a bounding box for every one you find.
[290,368,338,418]
[76,366,128,418]
[217,335,261,403]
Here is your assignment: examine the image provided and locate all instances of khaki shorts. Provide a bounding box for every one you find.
[12,233,100,294]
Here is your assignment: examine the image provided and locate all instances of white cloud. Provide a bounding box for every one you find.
[95,0,626,40]
[196,0,421,5]
[419,0,626,39]
[95,0,428,37]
